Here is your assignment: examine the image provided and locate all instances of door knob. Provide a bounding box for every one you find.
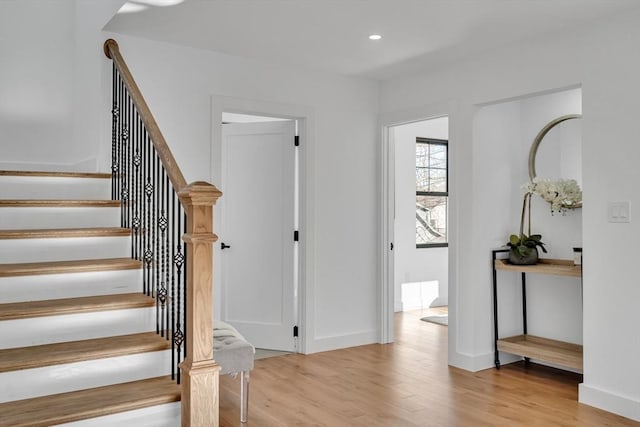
[221,242,231,250]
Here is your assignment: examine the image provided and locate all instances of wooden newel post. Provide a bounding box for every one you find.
[178,181,222,427]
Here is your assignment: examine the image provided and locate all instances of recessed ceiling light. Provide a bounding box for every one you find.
[369,34,382,41]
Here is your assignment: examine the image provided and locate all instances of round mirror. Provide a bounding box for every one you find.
[527,114,582,209]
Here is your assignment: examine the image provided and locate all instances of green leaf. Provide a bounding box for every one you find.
[530,234,542,241]
[509,235,520,245]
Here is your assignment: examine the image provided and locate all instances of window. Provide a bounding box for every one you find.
[416,137,448,247]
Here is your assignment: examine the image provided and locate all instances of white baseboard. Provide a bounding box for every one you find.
[449,350,521,372]
[579,383,640,422]
[306,329,377,354]
[394,301,403,312]
[429,297,448,307]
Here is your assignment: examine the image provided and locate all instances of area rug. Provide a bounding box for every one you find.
[420,315,448,326]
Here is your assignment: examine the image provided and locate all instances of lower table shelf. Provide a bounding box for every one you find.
[497,334,583,372]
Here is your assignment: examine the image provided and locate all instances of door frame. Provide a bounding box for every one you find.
[379,102,454,345]
[211,95,314,354]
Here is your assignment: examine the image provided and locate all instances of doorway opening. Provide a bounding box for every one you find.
[384,116,450,340]
[218,112,300,355]
[379,114,453,343]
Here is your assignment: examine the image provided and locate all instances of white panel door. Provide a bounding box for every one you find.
[221,121,295,351]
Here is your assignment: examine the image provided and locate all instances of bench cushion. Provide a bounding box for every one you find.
[213,321,255,375]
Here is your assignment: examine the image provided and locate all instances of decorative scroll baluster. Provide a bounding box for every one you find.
[157,165,167,335]
[153,154,159,310]
[164,174,171,338]
[144,134,153,296]
[105,39,221,426]
[182,212,188,361]
[141,129,148,291]
[132,111,141,259]
[173,208,184,383]
[120,91,128,226]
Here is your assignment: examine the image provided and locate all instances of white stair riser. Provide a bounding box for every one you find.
[0,236,131,263]
[57,402,181,427]
[0,207,121,229]
[0,176,111,200]
[0,307,158,349]
[0,269,142,303]
[0,349,173,403]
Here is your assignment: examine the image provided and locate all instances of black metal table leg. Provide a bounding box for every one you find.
[492,250,500,369]
[522,272,530,365]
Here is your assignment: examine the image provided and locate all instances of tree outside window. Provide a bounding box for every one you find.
[416,137,448,248]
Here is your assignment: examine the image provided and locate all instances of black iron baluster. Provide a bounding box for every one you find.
[170,190,176,378]
[141,128,148,292]
[122,94,129,227]
[182,211,187,362]
[151,150,160,300]
[165,175,171,340]
[126,95,134,228]
[132,111,141,259]
[174,204,185,384]
[115,74,124,205]
[144,131,153,296]
[157,171,168,337]
[111,64,118,200]
[119,92,126,225]
[155,160,164,335]
[109,62,201,386]
[129,108,136,256]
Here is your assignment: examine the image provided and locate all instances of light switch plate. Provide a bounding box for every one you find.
[608,201,630,223]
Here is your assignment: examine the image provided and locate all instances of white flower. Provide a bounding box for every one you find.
[522,178,582,214]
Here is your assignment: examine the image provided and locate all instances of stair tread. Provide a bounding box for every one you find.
[0,170,111,179]
[0,376,180,427]
[0,331,171,373]
[0,292,153,321]
[0,257,141,278]
[0,227,130,239]
[0,199,120,207]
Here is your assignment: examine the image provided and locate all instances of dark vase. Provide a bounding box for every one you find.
[508,247,539,265]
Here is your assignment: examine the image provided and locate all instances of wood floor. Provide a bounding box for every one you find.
[219,310,638,426]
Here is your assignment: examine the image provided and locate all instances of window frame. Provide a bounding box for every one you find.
[416,137,449,249]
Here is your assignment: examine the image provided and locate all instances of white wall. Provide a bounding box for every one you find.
[392,117,448,311]
[0,0,124,171]
[99,33,380,354]
[475,89,583,348]
[0,0,74,170]
[380,10,640,421]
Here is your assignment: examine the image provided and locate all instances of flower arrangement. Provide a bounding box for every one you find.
[522,178,582,214]
[506,192,547,264]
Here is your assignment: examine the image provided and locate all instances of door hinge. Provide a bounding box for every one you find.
[293,325,299,337]
[294,230,299,242]
[294,135,300,147]
[390,242,394,251]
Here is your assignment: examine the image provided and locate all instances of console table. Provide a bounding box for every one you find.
[491,249,583,371]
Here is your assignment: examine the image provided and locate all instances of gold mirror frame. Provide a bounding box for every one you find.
[527,113,582,209]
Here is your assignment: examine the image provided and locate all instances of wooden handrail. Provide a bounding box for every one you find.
[103,39,187,192]
[104,39,221,426]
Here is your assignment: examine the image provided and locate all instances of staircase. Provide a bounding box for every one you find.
[0,171,181,426]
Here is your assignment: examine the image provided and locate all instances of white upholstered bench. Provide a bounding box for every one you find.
[213,321,255,423]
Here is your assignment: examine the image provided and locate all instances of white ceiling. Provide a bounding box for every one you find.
[105,0,640,80]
